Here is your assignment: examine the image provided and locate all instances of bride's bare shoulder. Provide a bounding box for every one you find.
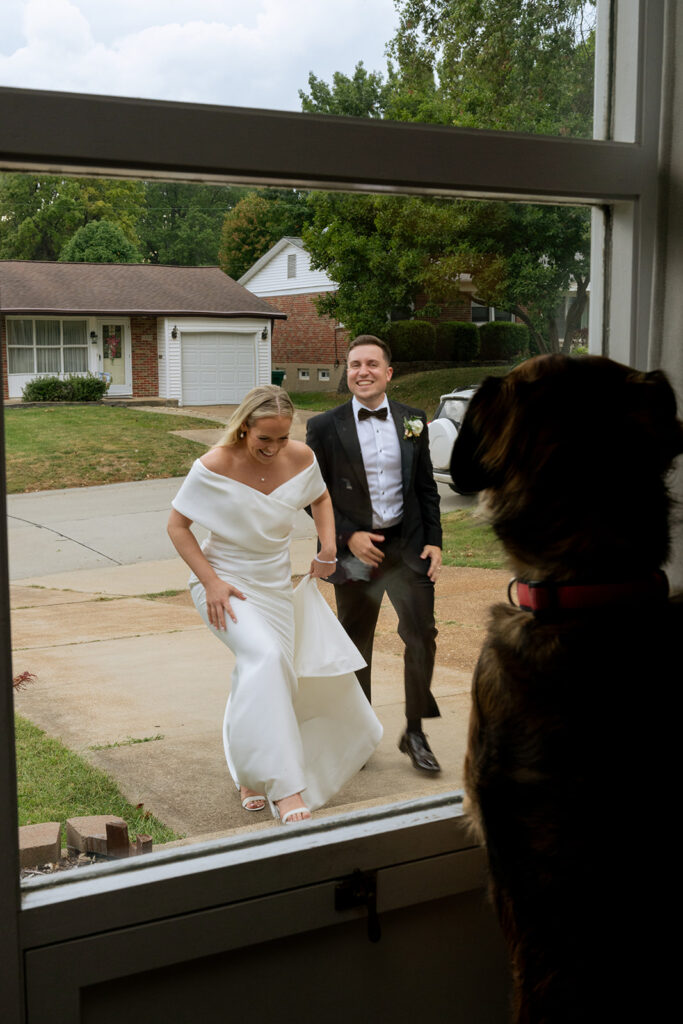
[287,439,315,469]
[200,445,236,475]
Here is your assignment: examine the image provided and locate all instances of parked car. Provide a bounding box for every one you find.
[427,387,477,492]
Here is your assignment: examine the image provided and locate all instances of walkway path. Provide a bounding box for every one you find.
[9,402,503,844]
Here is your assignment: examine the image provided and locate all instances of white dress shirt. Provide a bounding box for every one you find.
[352,396,403,529]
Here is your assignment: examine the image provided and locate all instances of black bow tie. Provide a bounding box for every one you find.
[358,406,388,421]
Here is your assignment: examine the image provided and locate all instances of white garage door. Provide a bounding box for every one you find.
[181,332,256,405]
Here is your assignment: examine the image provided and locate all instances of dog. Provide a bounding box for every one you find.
[450,354,683,1023]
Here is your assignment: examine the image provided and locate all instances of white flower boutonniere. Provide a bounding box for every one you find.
[403,416,424,440]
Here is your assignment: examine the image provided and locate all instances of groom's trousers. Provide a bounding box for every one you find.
[333,531,439,722]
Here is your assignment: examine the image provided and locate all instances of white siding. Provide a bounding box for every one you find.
[246,241,337,297]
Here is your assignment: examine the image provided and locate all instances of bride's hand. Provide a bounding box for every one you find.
[310,550,337,580]
[204,577,246,629]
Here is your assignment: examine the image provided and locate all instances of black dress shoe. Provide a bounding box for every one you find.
[398,730,441,773]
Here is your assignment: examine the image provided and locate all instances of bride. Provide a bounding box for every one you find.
[168,385,382,824]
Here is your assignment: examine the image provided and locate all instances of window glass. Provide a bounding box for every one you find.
[0,2,595,137]
[7,320,33,345]
[3,171,592,881]
[5,319,90,378]
[63,347,88,373]
[35,320,60,346]
[36,347,60,373]
[7,347,34,373]
[63,321,88,345]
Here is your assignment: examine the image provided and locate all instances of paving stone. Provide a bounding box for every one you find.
[66,814,127,854]
[18,821,61,869]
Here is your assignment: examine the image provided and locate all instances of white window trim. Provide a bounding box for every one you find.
[0,3,664,1018]
[6,316,90,376]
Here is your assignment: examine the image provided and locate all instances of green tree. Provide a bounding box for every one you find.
[299,62,391,118]
[137,182,244,266]
[59,219,143,263]
[0,174,144,261]
[300,0,595,353]
[388,0,595,137]
[218,189,311,280]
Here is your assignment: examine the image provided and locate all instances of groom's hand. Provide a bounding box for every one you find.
[420,545,442,582]
[349,531,386,567]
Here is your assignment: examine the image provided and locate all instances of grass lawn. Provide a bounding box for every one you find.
[4,405,219,493]
[294,364,512,420]
[441,509,506,570]
[4,367,512,493]
[15,714,180,847]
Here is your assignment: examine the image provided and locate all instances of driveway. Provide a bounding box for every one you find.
[9,406,494,844]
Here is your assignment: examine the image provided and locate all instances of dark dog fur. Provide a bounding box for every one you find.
[451,355,683,1023]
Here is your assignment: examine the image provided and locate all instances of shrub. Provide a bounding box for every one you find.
[22,376,74,402]
[21,373,109,403]
[68,374,110,401]
[385,320,436,361]
[435,321,479,362]
[478,321,530,361]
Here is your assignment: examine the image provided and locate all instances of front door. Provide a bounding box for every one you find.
[99,321,131,396]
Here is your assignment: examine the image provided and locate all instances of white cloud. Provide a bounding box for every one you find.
[0,0,398,110]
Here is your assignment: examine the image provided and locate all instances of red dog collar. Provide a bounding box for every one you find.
[509,571,669,614]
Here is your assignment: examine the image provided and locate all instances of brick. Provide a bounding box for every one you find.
[18,821,61,869]
[66,814,127,854]
[265,292,348,364]
[106,820,130,859]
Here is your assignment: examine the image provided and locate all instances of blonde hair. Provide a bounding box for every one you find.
[220,385,295,446]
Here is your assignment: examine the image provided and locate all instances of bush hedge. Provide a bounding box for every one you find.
[22,373,110,403]
[478,321,530,361]
[385,320,436,361]
[434,321,480,362]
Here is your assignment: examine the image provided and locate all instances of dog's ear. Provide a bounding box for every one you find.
[636,370,683,470]
[450,376,506,493]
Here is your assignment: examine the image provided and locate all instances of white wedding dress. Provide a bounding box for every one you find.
[172,457,383,815]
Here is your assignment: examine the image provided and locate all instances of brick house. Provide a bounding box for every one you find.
[1,261,284,404]
[239,237,348,392]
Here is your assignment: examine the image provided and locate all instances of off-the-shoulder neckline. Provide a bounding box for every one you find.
[194,455,316,497]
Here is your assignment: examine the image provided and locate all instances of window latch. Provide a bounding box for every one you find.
[334,869,381,943]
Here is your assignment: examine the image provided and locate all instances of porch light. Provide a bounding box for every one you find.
[261,326,268,340]
[90,330,98,343]
[171,325,179,339]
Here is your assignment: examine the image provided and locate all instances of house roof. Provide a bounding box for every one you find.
[238,237,306,286]
[0,261,286,319]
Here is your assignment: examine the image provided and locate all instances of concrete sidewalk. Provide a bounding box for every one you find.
[11,552,508,844]
[9,403,497,844]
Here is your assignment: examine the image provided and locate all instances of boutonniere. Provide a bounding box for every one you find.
[403,416,424,440]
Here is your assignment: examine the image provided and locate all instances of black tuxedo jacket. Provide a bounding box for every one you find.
[306,398,442,583]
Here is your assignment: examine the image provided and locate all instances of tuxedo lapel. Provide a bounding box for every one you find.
[390,401,415,496]
[333,402,371,499]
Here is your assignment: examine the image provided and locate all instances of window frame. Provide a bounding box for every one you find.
[6,317,89,376]
[0,3,665,1018]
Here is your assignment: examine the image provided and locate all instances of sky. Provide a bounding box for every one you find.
[0,0,399,111]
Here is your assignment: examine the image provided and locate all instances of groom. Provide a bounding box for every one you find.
[306,335,442,773]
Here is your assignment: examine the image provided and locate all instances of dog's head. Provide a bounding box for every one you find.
[451,354,683,577]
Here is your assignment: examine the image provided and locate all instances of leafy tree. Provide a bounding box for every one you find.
[0,174,144,261]
[299,62,391,118]
[218,189,311,280]
[300,0,595,353]
[303,193,464,337]
[388,0,595,137]
[59,219,142,263]
[137,182,244,266]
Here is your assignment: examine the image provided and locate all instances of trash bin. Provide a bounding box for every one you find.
[271,370,286,387]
